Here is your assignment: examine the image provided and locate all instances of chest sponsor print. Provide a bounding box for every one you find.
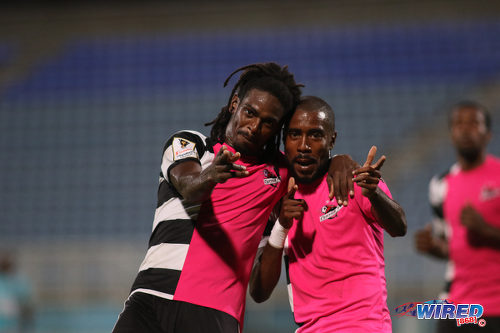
[263,169,281,187]
[480,184,500,202]
[320,203,343,222]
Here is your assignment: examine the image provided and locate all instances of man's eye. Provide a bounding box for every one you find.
[263,119,274,127]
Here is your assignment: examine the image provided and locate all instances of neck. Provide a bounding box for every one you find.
[457,150,486,171]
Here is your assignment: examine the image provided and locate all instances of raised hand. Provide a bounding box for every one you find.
[352,146,386,198]
[279,177,307,229]
[414,223,448,258]
[461,204,487,234]
[207,145,249,184]
[326,155,359,205]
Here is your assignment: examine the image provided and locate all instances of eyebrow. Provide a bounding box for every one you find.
[243,103,258,113]
[244,103,281,122]
[287,127,325,133]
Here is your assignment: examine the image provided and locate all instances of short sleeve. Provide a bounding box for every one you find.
[429,172,450,239]
[161,130,207,183]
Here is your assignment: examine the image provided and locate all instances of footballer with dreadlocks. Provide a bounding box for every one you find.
[113,62,355,333]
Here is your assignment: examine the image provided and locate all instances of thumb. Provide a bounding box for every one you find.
[287,177,297,199]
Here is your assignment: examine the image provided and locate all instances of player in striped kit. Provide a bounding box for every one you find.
[113,64,355,333]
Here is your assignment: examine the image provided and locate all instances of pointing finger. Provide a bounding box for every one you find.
[372,155,386,171]
[363,146,377,167]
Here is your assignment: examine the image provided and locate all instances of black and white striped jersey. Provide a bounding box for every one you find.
[131,130,214,300]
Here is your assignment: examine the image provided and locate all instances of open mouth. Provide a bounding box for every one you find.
[294,157,316,173]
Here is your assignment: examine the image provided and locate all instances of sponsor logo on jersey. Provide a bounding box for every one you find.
[263,169,281,186]
[480,185,500,201]
[172,137,198,160]
[320,204,342,222]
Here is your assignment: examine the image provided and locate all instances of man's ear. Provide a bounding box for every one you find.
[229,94,240,113]
[329,131,337,150]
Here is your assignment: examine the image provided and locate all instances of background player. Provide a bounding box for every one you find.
[414,100,500,332]
[250,96,407,332]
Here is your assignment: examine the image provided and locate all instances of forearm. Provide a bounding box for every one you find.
[249,244,283,303]
[369,187,407,237]
[171,169,217,203]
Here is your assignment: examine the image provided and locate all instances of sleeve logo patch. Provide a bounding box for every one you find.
[172,137,198,160]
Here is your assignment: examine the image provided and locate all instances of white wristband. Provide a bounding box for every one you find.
[268,220,290,249]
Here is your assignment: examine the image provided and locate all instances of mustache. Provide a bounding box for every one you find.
[292,154,317,163]
[237,130,255,141]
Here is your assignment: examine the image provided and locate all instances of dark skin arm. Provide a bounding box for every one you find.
[169,145,249,203]
[250,177,306,303]
[352,146,407,237]
[414,223,449,259]
[249,243,284,303]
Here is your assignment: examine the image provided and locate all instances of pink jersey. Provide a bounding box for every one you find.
[173,143,288,326]
[443,155,500,316]
[285,175,392,333]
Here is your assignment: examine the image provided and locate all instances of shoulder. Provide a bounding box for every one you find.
[162,130,212,160]
[164,130,208,149]
[486,154,500,167]
[429,164,458,195]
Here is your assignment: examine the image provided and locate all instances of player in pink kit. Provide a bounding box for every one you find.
[250,96,407,332]
[113,64,355,333]
[417,101,500,333]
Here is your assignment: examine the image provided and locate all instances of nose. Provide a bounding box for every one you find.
[298,135,311,152]
[248,119,261,135]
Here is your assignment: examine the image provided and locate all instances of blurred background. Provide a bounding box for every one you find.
[1,0,500,332]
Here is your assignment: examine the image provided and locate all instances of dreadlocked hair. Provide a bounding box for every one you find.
[205,62,303,160]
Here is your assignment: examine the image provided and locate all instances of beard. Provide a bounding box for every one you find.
[457,146,481,163]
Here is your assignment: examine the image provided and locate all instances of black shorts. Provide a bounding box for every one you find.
[112,292,239,333]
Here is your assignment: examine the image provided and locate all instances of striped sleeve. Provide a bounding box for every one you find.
[161,130,208,184]
[428,165,458,239]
